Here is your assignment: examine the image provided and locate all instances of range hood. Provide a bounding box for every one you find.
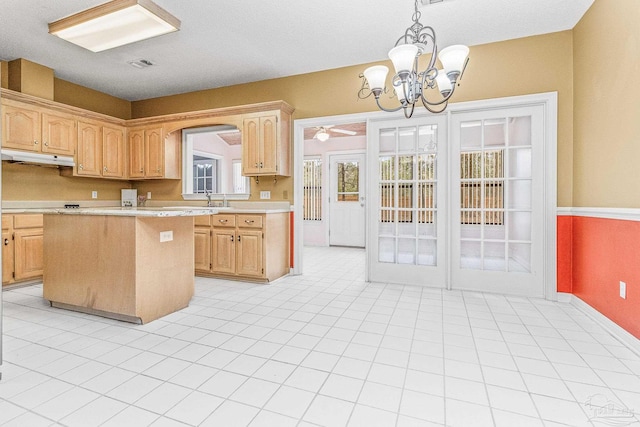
[1,149,75,167]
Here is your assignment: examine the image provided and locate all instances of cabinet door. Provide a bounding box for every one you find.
[14,229,43,281]
[242,117,261,175]
[2,229,14,284]
[194,228,212,272]
[103,125,126,178]
[42,113,76,155]
[2,104,40,151]
[145,127,164,178]
[77,121,102,177]
[236,230,263,277]
[259,115,278,174]
[211,229,236,275]
[128,129,145,178]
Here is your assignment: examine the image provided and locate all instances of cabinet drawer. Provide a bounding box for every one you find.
[237,215,263,229]
[194,215,212,227]
[2,215,13,231]
[212,214,236,228]
[14,214,44,229]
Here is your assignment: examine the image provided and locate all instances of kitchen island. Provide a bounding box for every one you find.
[42,207,216,324]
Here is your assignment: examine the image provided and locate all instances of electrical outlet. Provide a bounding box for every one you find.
[91,191,98,199]
[147,192,152,199]
[620,281,626,299]
[260,191,271,200]
[160,231,173,242]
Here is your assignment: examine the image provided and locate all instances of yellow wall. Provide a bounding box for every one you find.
[8,59,54,100]
[54,78,131,120]
[573,0,640,208]
[1,162,129,201]
[131,31,574,205]
[2,31,575,205]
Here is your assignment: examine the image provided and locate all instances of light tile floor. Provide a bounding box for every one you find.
[1,246,639,426]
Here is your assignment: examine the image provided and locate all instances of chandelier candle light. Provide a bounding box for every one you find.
[361,0,469,118]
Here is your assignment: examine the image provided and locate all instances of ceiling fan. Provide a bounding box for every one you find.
[313,125,357,141]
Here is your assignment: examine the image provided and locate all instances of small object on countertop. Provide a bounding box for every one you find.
[138,195,147,206]
[64,204,80,209]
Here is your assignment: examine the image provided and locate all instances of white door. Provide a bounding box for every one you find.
[450,105,545,297]
[368,116,447,286]
[329,153,365,247]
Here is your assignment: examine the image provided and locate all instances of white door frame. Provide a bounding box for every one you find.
[293,92,557,300]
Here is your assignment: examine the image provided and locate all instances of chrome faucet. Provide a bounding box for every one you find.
[222,193,228,207]
[205,189,213,207]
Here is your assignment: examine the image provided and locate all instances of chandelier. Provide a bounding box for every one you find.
[360,0,469,118]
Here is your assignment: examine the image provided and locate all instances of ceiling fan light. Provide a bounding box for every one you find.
[438,44,469,76]
[316,131,330,142]
[389,44,419,76]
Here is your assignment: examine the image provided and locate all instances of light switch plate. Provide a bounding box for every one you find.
[260,191,271,199]
[147,192,152,199]
[91,191,98,199]
[620,281,626,299]
[160,231,173,242]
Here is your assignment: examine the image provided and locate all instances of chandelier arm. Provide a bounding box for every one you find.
[374,96,405,113]
[403,103,416,119]
[421,98,448,114]
[419,83,457,107]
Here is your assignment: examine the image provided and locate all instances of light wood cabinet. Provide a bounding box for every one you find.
[2,214,44,286]
[2,101,76,156]
[72,121,126,179]
[128,126,179,179]
[194,212,289,282]
[242,109,292,177]
[102,125,126,178]
[77,121,102,177]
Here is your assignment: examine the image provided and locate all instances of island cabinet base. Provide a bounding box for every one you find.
[43,215,195,324]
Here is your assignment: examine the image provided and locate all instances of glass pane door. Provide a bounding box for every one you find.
[451,106,544,296]
[369,116,447,286]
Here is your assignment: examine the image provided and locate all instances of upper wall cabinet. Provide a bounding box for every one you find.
[128,126,180,180]
[75,120,126,179]
[2,99,76,156]
[242,108,292,177]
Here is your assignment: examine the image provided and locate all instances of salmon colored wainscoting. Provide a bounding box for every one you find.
[558,209,640,340]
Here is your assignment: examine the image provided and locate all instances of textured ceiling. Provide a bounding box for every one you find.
[0,0,594,101]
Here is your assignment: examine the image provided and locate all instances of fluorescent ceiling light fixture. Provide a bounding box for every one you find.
[49,0,180,52]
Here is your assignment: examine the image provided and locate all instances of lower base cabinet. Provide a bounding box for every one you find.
[2,214,44,286]
[195,212,289,282]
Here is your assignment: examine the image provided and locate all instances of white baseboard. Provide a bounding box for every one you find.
[567,294,640,357]
[557,292,572,303]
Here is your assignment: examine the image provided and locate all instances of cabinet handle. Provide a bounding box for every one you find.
[259,162,263,168]
[230,235,234,242]
[34,140,38,145]
[104,166,108,172]
[140,168,144,173]
[157,168,161,172]
[254,162,258,168]
[244,220,255,224]
[44,142,49,146]
[3,238,8,246]
[237,235,241,242]
[79,164,84,170]
[218,219,228,223]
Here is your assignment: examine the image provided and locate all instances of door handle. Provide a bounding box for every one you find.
[4,238,8,246]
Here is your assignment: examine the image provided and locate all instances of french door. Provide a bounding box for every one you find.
[368,103,547,297]
[368,116,448,287]
[450,105,545,296]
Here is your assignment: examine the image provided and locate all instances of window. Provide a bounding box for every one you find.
[192,154,220,193]
[336,161,359,201]
[182,126,249,199]
[303,158,322,221]
[460,150,504,225]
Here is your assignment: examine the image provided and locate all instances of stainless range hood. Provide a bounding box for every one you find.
[1,149,75,167]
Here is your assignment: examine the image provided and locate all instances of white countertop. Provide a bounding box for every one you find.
[3,206,291,216]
